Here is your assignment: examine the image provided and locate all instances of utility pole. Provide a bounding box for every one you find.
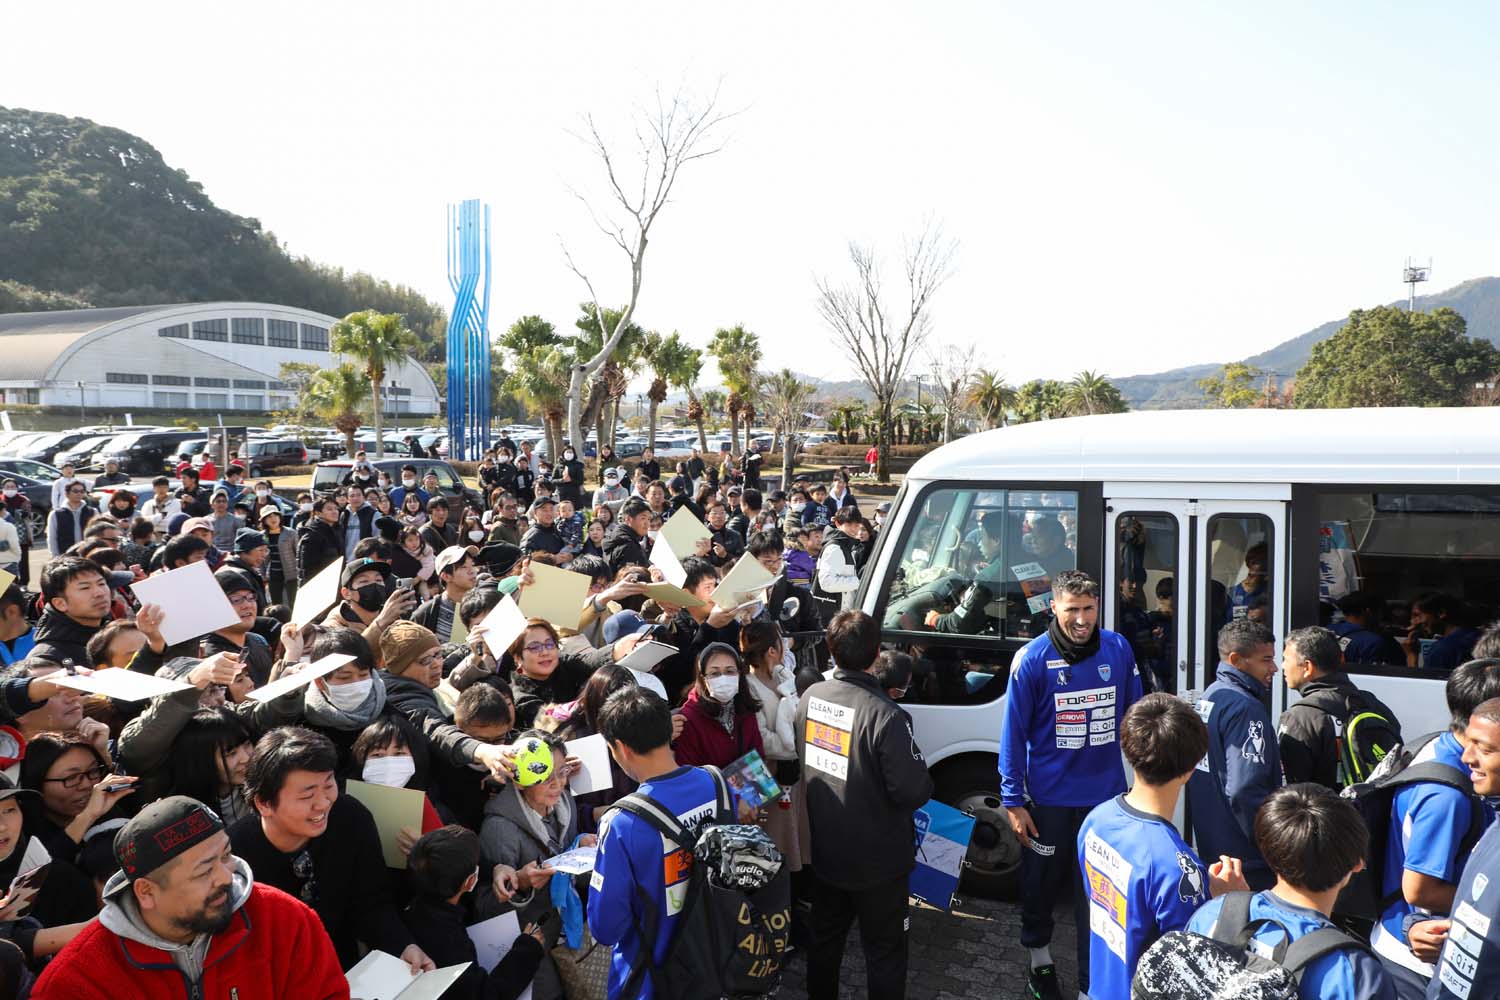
[1404,257,1431,312]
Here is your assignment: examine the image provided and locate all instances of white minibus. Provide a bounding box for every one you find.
[858,407,1496,895]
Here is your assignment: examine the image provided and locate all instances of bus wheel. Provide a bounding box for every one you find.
[936,757,1021,900]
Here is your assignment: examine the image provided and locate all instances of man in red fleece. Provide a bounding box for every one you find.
[33,795,346,999]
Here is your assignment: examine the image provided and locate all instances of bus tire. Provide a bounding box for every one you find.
[934,754,1021,900]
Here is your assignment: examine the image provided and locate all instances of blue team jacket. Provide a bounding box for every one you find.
[998,629,1142,809]
[1186,664,1281,877]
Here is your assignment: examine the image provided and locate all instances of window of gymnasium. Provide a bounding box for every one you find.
[1317,491,1500,673]
[879,487,1080,703]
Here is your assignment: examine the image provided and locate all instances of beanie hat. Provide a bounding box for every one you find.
[380,620,440,676]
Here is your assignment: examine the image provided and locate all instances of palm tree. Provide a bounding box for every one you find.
[508,346,571,457]
[666,340,704,451]
[640,331,695,450]
[707,324,763,454]
[330,309,418,457]
[760,368,816,487]
[308,363,370,459]
[701,389,728,435]
[967,369,1017,429]
[1062,370,1119,416]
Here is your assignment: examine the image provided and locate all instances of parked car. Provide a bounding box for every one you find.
[95,430,207,477]
[53,435,117,472]
[240,438,309,477]
[0,470,52,544]
[311,458,483,509]
[92,481,296,520]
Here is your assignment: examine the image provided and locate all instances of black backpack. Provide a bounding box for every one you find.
[1335,732,1489,922]
[612,766,792,1000]
[1133,891,1371,999]
[1290,687,1402,787]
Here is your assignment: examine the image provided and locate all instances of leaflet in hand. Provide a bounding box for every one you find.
[476,593,529,659]
[291,557,344,627]
[49,668,192,703]
[563,733,613,795]
[709,553,779,608]
[542,846,598,875]
[660,506,712,558]
[723,749,782,809]
[246,653,356,702]
[346,949,471,1000]
[129,560,241,645]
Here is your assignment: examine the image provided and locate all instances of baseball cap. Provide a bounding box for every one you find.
[603,610,657,644]
[113,796,224,883]
[727,485,742,496]
[340,558,393,589]
[434,545,479,576]
[232,528,267,553]
[528,495,556,514]
[668,475,691,494]
[769,490,787,502]
[604,469,619,481]
[180,516,213,536]
[214,567,259,596]
[478,542,523,574]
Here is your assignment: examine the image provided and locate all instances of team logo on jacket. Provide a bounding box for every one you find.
[1475,873,1489,900]
[1098,665,1111,682]
[1176,852,1205,904]
[1241,721,1265,764]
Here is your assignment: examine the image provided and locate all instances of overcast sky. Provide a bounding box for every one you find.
[7,2,1499,387]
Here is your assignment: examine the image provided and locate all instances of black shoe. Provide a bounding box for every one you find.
[1026,964,1062,1000]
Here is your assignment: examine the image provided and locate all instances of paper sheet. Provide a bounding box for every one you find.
[630,669,668,700]
[477,594,529,658]
[49,668,192,703]
[708,553,780,608]
[617,639,678,674]
[291,557,344,627]
[660,506,711,558]
[128,561,242,646]
[516,560,589,630]
[245,653,355,703]
[0,569,13,595]
[465,916,536,1000]
[641,581,705,609]
[542,846,597,874]
[343,779,426,870]
[346,949,472,1000]
[448,614,468,646]
[564,733,613,796]
[648,536,687,588]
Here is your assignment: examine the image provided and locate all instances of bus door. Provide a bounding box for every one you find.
[1105,493,1289,714]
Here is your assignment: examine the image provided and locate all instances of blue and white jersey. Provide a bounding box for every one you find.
[1372,732,1494,979]
[1077,795,1208,1000]
[1187,891,1395,1000]
[998,630,1143,809]
[1429,821,1500,999]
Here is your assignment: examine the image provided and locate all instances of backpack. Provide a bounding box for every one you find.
[1335,732,1489,922]
[611,766,792,1000]
[1291,687,1403,787]
[1132,891,1370,1000]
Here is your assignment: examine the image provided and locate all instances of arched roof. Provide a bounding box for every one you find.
[908,407,1500,486]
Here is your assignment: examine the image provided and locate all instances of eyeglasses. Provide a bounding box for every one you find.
[292,849,319,904]
[45,764,108,790]
[227,592,258,608]
[523,640,559,654]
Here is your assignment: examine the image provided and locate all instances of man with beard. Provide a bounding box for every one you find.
[31,795,346,999]
[997,570,1144,1000]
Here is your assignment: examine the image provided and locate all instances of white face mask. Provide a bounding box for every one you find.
[362,754,416,788]
[647,530,659,541]
[468,530,485,542]
[255,489,270,499]
[325,677,373,711]
[1,489,14,498]
[403,478,416,487]
[706,675,739,703]
[792,503,806,512]
[299,502,313,513]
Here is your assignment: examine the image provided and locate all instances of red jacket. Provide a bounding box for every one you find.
[33,882,348,1000]
[674,687,764,769]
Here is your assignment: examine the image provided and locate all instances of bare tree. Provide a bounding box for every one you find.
[815,223,957,481]
[926,343,979,444]
[561,87,735,448]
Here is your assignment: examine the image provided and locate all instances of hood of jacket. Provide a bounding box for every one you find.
[99,856,254,981]
[482,775,574,855]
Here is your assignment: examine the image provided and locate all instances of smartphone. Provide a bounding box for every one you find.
[9,863,49,895]
[394,577,413,591]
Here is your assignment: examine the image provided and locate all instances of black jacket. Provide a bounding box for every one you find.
[410,595,457,643]
[22,608,102,670]
[668,495,706,524]
[707,526,745,567]
[421,519,458,554]
[509,644,615,728]
[556,458,586,505]
[602,523,648,575]
[1277,672,1402,789]
[795,669,933,889]
[519,522,566,558]
[380,669,448,727]
[296,519,343,585]
[203,631,274,688]
[402,897,543,1000]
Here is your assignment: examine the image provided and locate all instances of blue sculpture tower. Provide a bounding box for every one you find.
[446,199,492,460]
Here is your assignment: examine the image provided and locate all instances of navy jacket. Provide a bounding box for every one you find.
[1186,664,1281,879]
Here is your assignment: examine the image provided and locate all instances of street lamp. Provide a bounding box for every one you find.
[76,380,85,424]
[390,380,400,431]
[636,394,644,421]
[913,373,926,407]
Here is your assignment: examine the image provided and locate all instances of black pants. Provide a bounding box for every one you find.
[269,576,296,608]
[15,546,28,587]
[1376,955,1431,1000]
[1019,803,1092,991]
[807,874,909,1000]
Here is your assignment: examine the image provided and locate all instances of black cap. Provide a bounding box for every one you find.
[214,567,259,596]
[528,495,556,513]
[114,796,224,882]
[478,542,523,573]
[340,558,394,589]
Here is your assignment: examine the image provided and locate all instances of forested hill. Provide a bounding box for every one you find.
[1116,275,1500,408]
[0,106,449,360]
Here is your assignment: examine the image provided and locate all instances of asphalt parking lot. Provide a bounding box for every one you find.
[777,896,1080,1000]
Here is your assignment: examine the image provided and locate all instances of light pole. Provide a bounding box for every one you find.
[390,380,400,431]
[913,373,926,407]
[76,380,85,425]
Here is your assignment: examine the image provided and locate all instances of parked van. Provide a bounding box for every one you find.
[863,407,1486,895]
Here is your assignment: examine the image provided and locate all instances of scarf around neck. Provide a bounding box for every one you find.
[1047,614,1101,665]
[303,674,388,730]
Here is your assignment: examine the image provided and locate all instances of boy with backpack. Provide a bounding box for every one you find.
[1076,693,1249,1000]
[1277,626,1402,789]
[1166,784,1395,999]
[1422,696,1500,999]
[1364,658,1500,998]
[590,686,790,1000]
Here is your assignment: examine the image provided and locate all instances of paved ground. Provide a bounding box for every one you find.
[777,896,1081,1000]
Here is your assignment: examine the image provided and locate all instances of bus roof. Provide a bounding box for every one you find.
[907,407,1500,486]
